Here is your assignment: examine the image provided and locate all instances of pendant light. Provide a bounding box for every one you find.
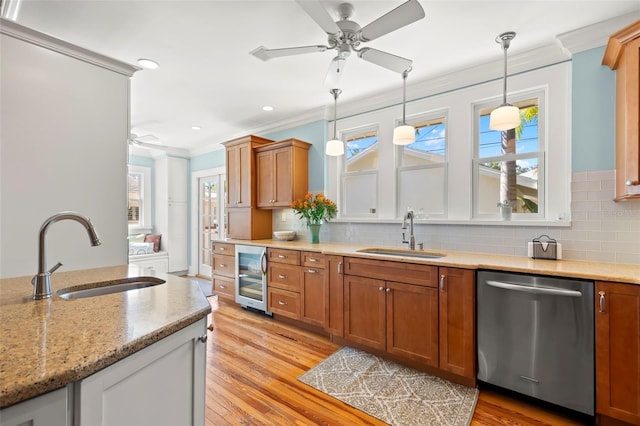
[489,31,521,131]
[393,67,415,145]
[325,88,344,156]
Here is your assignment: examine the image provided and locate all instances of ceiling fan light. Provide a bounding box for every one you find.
[393,124,415,145]
[326,139,344,156]
[489,104,521,131]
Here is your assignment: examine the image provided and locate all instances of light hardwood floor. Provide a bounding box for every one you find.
[205,297,590,425]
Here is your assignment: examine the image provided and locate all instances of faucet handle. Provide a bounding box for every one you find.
[48,262,63,274]
[417,243,424,250]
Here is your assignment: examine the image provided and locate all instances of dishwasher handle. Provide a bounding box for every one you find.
[485,280,583,297]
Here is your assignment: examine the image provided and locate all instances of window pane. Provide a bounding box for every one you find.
[479,100,539,158]
[127,173,142,225]
[343,173,376,216]
[345,130,378,172]
[477,158,539,214]
[397,167,445,217]
[401,118,446,166]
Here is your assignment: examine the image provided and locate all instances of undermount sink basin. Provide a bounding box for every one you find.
[357,248,446,259]
[56,277,166,300]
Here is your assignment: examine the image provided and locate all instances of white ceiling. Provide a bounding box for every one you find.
[9,0,640,155]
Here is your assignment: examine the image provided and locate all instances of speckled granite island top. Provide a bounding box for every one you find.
[0,265,212,408]
[228,239,640,285]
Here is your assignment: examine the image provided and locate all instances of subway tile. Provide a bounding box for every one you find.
[585,251,615,263]
[615,252,640,265]
[572,180,601,192]
[588,190,617,201]
[587,169,614,182]
[571,200,601,212]
[572,171,587,182]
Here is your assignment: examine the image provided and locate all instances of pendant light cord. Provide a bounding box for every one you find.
[502,44,508,105]
[330,88,341,140]
[401,68,411,125]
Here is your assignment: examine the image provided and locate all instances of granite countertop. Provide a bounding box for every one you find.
[0,265,212,409]
[227,239,640,285]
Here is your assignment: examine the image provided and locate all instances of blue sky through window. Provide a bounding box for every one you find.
[479,111,539,158]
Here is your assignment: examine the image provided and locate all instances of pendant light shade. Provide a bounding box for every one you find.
[489,32,521,131]
[393,68,414,145]
[326,88,344,156]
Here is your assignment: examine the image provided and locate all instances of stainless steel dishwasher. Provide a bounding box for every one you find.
[477,270,594,415]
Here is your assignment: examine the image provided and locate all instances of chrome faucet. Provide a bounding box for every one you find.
[32,212,101,300]
[401,208,416,250]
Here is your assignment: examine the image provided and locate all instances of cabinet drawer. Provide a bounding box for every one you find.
[213,276,234,298]
[345,257,438,287]
[212,242,234,256]
[301,251,325,268]
[268,248,300,265]
[268,287,300,319]
[268,263,302,292]
[213,255,235,278]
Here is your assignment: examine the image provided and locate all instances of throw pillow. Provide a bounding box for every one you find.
[144,234,162,252]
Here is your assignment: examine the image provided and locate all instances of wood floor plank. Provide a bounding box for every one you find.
[206,298,591,426]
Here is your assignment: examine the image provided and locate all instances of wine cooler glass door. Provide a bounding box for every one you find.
[235,245,267,311]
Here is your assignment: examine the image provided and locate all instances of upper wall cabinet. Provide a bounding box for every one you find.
[255,139,311,209]
[603,20,640,201]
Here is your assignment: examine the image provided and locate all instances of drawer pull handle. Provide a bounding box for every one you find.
[278,300,288,305]
[307,269,317,274]
[309,258,318,262]
[599,291,606,313]
[278,255,286,259]
[219,247,225,251]
[219,264,226,268]
[440,274,445,291]
[278,274,287,279]
[338,261,342,274]
[219,285,225,289]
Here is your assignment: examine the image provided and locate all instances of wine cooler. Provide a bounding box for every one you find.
[235,244,269,313]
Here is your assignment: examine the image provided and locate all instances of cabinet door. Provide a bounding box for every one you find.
[273,147,293,207]
[326,255,344,336]
[0,387,69,426]
[226,144,252,208]
[77,319,207,426]
[344,275,386,350]
[226,208,251,239]
[301,266,326,327]
[438,267,476,379]
[386,281,438,367]
[256,150,275,207]
[226,145,240,206]
[596,281,640,424]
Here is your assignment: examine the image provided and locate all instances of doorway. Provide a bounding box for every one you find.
[192,168,225,278]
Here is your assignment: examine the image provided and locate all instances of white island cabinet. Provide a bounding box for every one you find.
[76,318,207,426]
[0,387,69,426]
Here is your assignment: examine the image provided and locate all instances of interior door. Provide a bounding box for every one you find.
[198,174,225,277]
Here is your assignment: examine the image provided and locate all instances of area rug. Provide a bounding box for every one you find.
[298,347,478,426]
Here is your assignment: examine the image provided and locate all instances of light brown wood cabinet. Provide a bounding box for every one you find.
[343,258,440,366]
[222,135,274,239]
[211,242,235,300]
[603,20,640,201]
[300,252,326,328]
[326,255,344,337]
[255,139,311,208]
[595,281,640,425]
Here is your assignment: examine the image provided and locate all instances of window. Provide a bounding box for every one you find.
[341,126,379,217]
[396,113,447,218]
[473,95,543,219]
[127,165,151,230]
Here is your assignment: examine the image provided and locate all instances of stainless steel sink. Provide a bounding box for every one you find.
[357,248,445,259]
[56,277,166,300]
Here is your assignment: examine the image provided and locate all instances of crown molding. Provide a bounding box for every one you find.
[0,17,140,76]
[557,11,640,55]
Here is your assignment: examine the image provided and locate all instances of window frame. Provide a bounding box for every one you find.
[127,165,151,233]
[395,110,449,219]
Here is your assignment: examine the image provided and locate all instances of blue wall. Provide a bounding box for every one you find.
[262,119,328,192]
[572,46,617,172]
[190,148,225,172]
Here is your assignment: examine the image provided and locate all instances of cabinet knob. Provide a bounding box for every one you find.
[626,180,640,186]
[378,286,384,291]
[385,288,391,292]
[198,335,208,343]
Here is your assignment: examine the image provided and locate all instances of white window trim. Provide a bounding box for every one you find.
[128,165,151,233]
[326,61,571,226]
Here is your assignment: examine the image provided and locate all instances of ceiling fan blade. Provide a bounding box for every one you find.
[359,0,425,42]
[358,47,412,74]
[325,57,347,88]
[129,139,171,151]
[295,0,341,36]
[134,134,159,143]
[250,45,327,61]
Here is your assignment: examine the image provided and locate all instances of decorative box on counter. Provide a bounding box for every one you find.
[527,235,562,260]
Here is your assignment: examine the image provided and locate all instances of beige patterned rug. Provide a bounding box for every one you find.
[298,347,478,426]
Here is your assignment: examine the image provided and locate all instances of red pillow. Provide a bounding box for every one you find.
[144,234,161,252]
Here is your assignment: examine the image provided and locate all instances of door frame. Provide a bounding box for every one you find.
[189,167,225,277]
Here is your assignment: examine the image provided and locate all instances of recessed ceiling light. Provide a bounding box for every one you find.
[262,105,274,112]
[191,126,202,131]
[137,58,159,70]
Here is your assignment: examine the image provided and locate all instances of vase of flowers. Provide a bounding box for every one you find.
[290,193,337,243]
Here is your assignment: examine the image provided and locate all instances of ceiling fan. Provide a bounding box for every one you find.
[128,133,170,151]
[250,0,425,85]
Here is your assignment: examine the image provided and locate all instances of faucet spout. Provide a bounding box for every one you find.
[401,208,416,250]
[33,211,101,300]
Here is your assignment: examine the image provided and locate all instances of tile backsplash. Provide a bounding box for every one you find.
[273,170,639,265]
